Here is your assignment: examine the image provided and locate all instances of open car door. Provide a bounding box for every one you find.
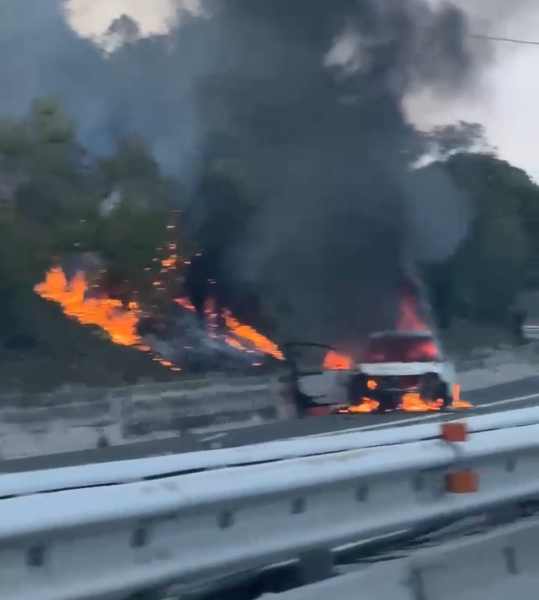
[282,342,351,408]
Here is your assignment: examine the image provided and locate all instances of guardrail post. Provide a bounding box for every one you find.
[440,422,467,443]
[408,567,427,600]
[278,374,298,419]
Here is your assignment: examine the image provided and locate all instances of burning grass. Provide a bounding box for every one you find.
[34,267,283,370]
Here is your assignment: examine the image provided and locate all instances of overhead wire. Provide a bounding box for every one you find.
[470,33,539,47]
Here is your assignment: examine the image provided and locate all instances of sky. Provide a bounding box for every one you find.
[61,0,539,183]
[405,0,539,182]
[65,0,182,40]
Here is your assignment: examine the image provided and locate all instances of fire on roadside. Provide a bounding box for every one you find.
[34,266,284,370]
[34,267,182,370]
[33,257,469,414]
[174,297,283,360]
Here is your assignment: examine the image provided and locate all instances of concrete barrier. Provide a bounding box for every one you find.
[0,373,286,443]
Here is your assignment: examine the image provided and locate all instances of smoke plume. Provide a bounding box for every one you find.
[181,0,487,349]
[0,0,520,351]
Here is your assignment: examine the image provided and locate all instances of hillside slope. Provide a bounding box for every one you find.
[0,290,179,392]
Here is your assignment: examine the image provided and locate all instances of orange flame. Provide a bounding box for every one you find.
[174,298,283,360]
[35,268,141,346]
[35,266,283,369]
[397,293,429,331]
[224,311,284,360]
[339,384,471,413]
[323,350,352,370]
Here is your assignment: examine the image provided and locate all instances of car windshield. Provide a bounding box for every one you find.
[364,335,441,363]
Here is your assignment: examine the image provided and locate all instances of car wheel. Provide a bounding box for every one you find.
[420,372,442,402]
[347,374,369,404]
[437,381,453,409]
[375,392,395,413]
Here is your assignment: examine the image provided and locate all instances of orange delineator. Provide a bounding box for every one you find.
[441,422,468,442]
[445,471,479,493]
[440,420,478,493]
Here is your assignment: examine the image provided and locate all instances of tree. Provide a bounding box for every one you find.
[424,152,538,325]
[28,97,76,146]
[0,98,192,303]
[0,214,52,291]
[93,201,170,291]
[100,134,160,186]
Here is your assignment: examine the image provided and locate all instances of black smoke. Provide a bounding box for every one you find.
[179,0,486,350]
[0,0,512,351]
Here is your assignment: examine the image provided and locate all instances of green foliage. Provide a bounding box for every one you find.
[425,151,539,324]
[100,134,160,185]
[0,215,51,291]
[0,98,191,301]
[93,201,171,290]
[28,97,76,145]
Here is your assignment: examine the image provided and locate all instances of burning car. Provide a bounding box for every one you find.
[282,329,460,416]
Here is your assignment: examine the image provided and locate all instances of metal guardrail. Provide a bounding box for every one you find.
[3,419,539,599]
[278,517,539,600]
[523,323,539,341]
[3,400,539,498]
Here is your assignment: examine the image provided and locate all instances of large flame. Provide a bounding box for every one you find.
[34,267,180,370]
[320,348,471,412]
[35,268,140,346]
[35,266,283,370]
[397,285,429,331]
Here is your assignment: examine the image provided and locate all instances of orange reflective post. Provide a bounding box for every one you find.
[441,422,468,442]
[445,471,479,493]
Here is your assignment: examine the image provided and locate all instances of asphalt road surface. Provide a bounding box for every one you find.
[2,375,539,474]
